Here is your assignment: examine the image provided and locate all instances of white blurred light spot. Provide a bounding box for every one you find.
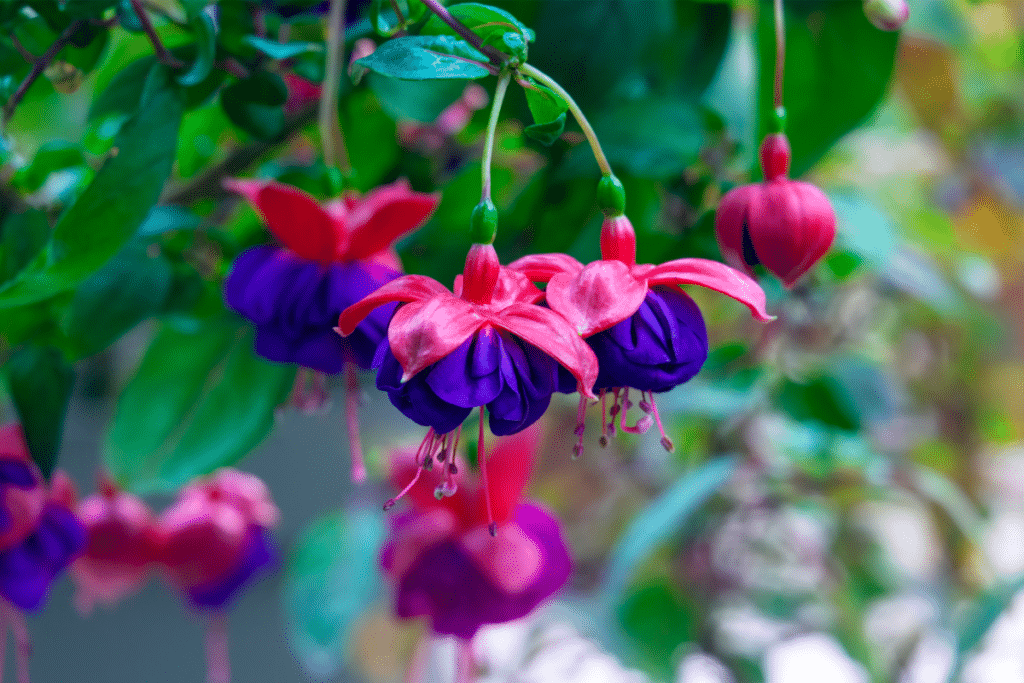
[956,255,1000,300]
[764,634,868,683]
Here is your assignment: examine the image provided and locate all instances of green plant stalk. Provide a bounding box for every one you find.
[481,70,512,202]
[517,63,612,177]
[319,0,352,173]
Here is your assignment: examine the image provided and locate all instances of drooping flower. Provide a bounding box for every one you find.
[380,424,572,642]
[338,242,597,529]
[70,475,162,614]
[863,0,909,31]
[224,177,439,481]
[714,133,837,289]
[509,211,771,455]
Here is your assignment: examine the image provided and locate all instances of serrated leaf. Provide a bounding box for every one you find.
[104,322,296,493]
[0,66,183,309]
[355,35,491,81]
[283,508,385,679]
[5,346,75,477]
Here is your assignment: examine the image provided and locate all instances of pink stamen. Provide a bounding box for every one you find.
[572,395,587,459]
[455,637,476,683]
[599,390,609,447]
[618,388,653,435]
[384,430,436,510]
[5,601,31,683]
[205,612,231,683]
[648,392,675,452]
[345,363,366,483]
[478,408,497,536]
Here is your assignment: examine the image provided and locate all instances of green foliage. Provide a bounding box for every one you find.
[4,345,74,476]
[355,35,492,80]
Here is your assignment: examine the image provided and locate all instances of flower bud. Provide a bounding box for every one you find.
[470,200,498,245]
[599,214,637,266]
[864,0,909,31]
[715,133,836,288]
[461,243,500,304]
[596,175,627,216]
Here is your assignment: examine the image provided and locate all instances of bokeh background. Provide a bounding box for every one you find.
[3,0,1024,681]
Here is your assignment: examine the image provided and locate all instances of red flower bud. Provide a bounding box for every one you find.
[864,0,909,31]
[715,134,836,288]
[599,214,637,266]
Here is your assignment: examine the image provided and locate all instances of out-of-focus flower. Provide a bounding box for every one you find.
[715,133,837,289]
[863,0,909,31]
[398,85,489,153]
[0,425,86,613]
[380,424,572,640]
[225,178,438,481]
[282,73,322,115]
[71,475,162,614]
[509,212,770,454]
[160,468,279,611]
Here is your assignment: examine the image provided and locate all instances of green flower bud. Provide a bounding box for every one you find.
[596,175,626,217]
[470,200,498,244]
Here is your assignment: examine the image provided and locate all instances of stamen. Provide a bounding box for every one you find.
[385,468,422,510]
[619,388,653,435]
[573,395,586,459]
[205,612,230,683]
[648,392,675,452]
[385,429,435,510]
[599,390,609,447]
[345,363,366,483]
[478,407,496,535]
[5,601,31,683]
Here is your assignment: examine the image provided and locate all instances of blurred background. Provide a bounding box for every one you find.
[4,0,1024,681]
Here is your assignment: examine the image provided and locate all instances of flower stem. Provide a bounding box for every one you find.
[517,63,612,177]
[455,638,475,683]
[130,0,185,69]
[2,20,84,125]
[319,0,352,174]
[205,612,231,683]
[481,70,512,202]
[773,0,785,111]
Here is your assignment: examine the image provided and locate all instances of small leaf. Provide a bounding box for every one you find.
[355,35,491,81]
[0,209,50,285]
[11,141,86,192]
[522,79,567,126]
[221,70,288,140]
[177,9,218,87]
[136,205,202,237]
[283,508,386,679]
[0,66,183,309]
[5,346,75,477]
[421,3,534,46]
[63,243,173,357]
[104,322,295,493]
[243,35,322,60]
[524,113,565,146]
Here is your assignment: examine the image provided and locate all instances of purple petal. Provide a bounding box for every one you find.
[185,527,275,610]
[0,504,86,612]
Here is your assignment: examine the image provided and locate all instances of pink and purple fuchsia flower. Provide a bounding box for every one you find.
[509,210,772,456]
[224,178,438,481]
[380,423,571,642]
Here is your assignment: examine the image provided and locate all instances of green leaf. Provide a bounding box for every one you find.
[0,209,51,285]
[421,3,534,47]
[619,580,697,680]
[522,79,567,125]
[525,113,565,146]
[601,456,737,599]
[777,376,862,432]
[756,1,899,176]
[946,574,1024,683]
[355,35,491,81]
[177,9,218,87]
[136,205,202,237]
[63,243,173,357]
[368,74,467,123]
[11,141,86,192]
[104,322,295,493]
[243,35,322,60]
[221,70,288,140]
[5,346,75,477]
[0,66,183,309]
[283,508,386,679]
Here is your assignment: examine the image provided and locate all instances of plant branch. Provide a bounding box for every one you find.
[130,0,185,69]
[517,63,613,177]
[773,0,785,110]
[418,0,506,65]
[388,0,406,25]
[2,20,83,125]
[481,70,511,201]
[319,0,352,173]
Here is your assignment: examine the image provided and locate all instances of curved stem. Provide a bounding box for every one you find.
[517,63,612,177]
[418,0,506,65]
[319,0,352,173]
[773,0,785,110]
[481,70,512,202]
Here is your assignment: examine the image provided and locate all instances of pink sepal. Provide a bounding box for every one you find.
[337,275,450,335]
[714,184,760,278]
[506,253,584,283]
[491,304,599,399]
[344,180,440,262]
[223,179,337,263]
[453,268,543,308]
[461,523,542,594]
[387,297,485,381]
[646,258,774,322]
[546,260,649,337]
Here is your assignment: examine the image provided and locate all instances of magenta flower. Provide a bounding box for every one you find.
[225,178,439,481]
[509,215,771,454]
[714,133,837,288]
[70,476,162,614]
[338,242,598,435]
[380,424,572,641]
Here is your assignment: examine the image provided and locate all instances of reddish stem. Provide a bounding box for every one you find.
[130,0,185,69]
[2,20,83,124]
[418,0,506,65]
[478,408,496,536]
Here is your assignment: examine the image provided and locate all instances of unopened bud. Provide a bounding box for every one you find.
[470,200,498,244]
[864,0,909,31]
[596,174,627,216]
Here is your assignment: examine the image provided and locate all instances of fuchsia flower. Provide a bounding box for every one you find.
[70,476,162,614]
[714,133,837,289]
[509,213,771,454]
[380,424,571,640]
[0,424,85,613]
[863,0,909,31]
[160,468,279,610]
[224,178,438,481]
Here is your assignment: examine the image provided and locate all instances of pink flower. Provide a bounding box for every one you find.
[714,133,837,288]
